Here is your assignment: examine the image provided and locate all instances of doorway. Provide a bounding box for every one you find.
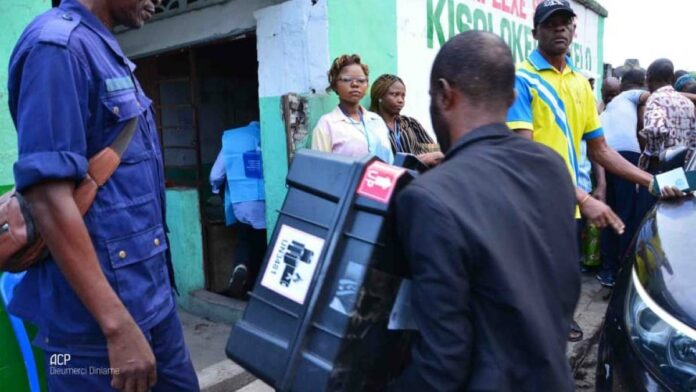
[134,35,261,295]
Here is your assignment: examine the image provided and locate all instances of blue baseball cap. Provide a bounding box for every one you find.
[534,0,576,27]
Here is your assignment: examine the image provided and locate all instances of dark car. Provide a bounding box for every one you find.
[596,149,696,391]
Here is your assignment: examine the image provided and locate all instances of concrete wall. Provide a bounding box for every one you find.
[116,0,285,59]
[0,0,51,194]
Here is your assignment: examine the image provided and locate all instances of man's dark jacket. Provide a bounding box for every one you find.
[390,123,580,391]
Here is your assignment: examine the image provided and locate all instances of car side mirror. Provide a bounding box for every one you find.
[659,146,688,173]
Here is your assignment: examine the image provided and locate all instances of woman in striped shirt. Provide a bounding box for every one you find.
[370,74,444,167]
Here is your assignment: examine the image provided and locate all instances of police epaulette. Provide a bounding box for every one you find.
[38,11,81,47]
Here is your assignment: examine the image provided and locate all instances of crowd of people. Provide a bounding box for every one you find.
[592,62,696,290]
[307,0,692,390]
[5,0,694,390]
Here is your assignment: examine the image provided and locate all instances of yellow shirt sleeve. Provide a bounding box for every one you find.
[583,83,603,139]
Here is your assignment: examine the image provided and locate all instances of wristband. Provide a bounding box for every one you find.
[579,194,591,206]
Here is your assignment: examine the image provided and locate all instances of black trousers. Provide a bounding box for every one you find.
[600,151,641,275]
[234,223,268,290]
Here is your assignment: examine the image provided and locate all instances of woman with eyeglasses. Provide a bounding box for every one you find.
[311,54,394,163]
[370,74,444,167]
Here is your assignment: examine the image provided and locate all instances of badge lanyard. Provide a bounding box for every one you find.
[393,120,403,152]
[340,107,372,153]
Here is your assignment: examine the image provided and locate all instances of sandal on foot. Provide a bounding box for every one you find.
[568,320,583,342]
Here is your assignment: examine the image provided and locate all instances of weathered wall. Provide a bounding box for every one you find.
[116,0,285,59]
[0,0,51,193]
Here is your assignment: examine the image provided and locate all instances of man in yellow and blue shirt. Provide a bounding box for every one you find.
[507,50,603,190]
[507,0,677,343]
[507,0,659,232]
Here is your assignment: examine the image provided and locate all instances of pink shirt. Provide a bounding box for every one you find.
[311,106,394,163]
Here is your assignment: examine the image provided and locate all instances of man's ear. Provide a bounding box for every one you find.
[532,28,537,39]
[437,78,456,110]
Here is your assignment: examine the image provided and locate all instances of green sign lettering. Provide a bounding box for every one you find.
[456,3,472,32]
[427,0,446,49]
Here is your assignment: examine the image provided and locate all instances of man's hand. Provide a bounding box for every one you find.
[592,184,607,203]
[580,196,625,234]
[417,151,445,167]
[24,181,158,392]
[649,177,687,199]
[660,186,687,198]
[107,320,157,392]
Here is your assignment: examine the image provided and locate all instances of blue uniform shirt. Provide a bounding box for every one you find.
[7,0,174,355]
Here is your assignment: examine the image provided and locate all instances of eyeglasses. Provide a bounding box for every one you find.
[337,77,368,85]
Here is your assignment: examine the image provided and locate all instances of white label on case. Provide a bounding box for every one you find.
[260,225,325,304]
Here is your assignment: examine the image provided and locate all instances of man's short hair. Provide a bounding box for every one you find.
[647,59,674,85]
[620,69,646,91]
[430,31,515,109]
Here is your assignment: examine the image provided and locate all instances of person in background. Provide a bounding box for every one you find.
[311,54,394,164]
[369,74,444,166]
[390,31,579,392]
[210,122,267,299]
[507,0,685,342]
[598,76,620,114]
[597,70,647,287]
[674,73,696,93]
[636,59,696,217]
[674,69,690,85]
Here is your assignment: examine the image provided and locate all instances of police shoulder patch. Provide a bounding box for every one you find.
[38,11,82,47]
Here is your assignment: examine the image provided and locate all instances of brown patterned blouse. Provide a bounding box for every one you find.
[388,115,440,155]
[640,85,696,169]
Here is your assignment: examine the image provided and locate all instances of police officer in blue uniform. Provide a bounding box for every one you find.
[7,0,198,390]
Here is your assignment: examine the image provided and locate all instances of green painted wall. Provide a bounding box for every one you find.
[1,2,51,391]
[259,96,286,231]
[165,189,205,310]
[327,0,398,82]
[596,15,605,101]
[0,0,51,190]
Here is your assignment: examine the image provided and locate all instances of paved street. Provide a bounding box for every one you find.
[569,273,612,391]
[181,271,610,391]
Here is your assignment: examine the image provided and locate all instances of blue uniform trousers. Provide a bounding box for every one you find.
[43,309,199,391]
